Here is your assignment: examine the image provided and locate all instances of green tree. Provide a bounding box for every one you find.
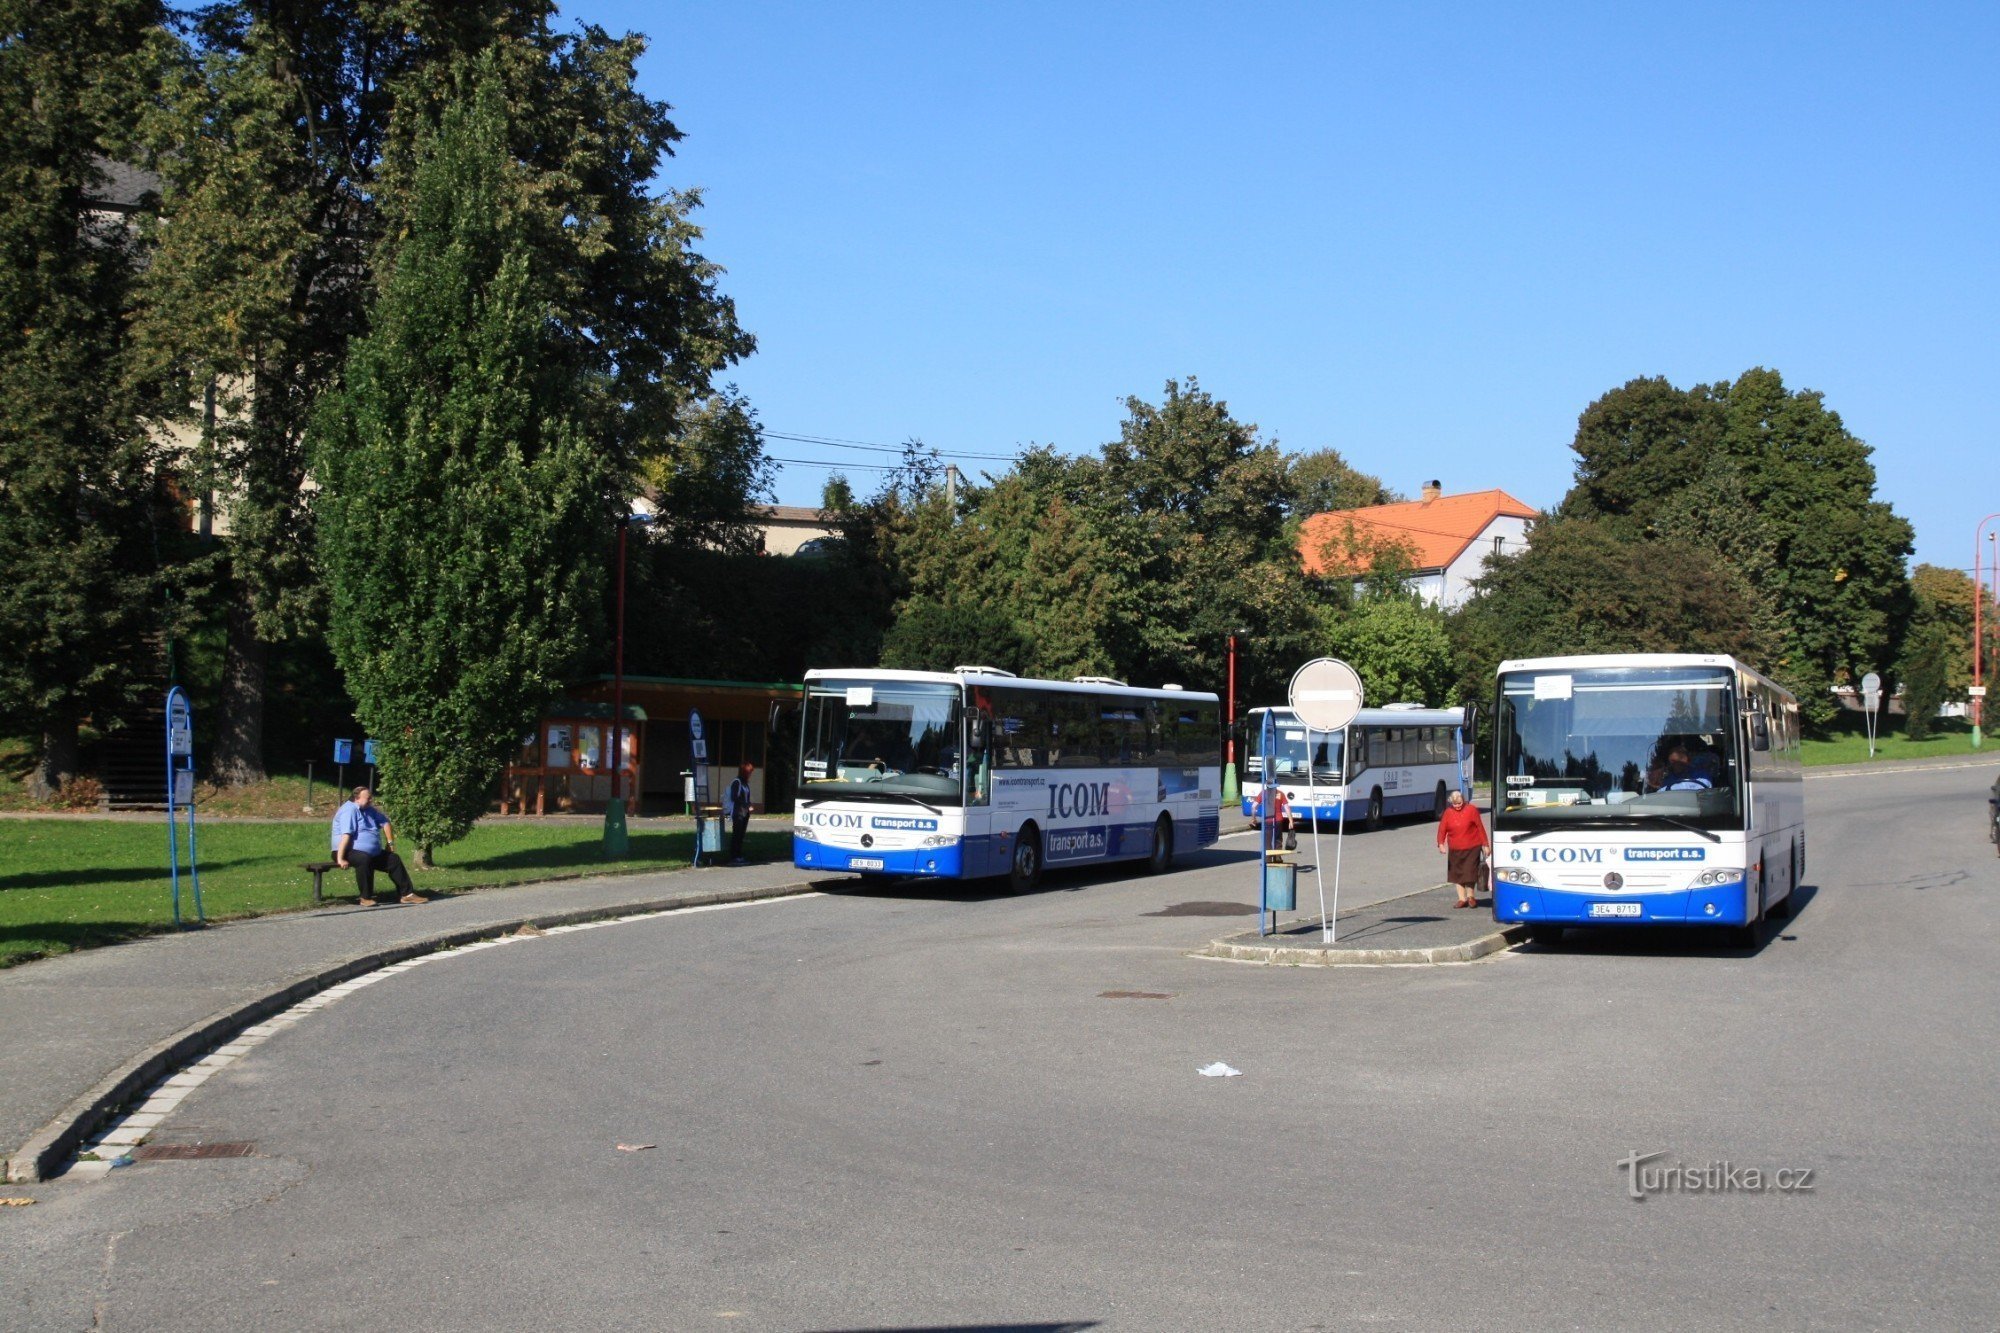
[310,64,607,864]
[1897,624,1954,741]
[141,2,752,781]
[1559,369,1913,730]
[639,387,774,554]
[1286,447,1399,515]
[1904,563,1995,696]
[1323,594,1456,707]
[1447,516,1763,711]
[0,0,180,798]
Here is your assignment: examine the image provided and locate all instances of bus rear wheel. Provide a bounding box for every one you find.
[1147,815,1174,874]
[1365,789,1384,831]
[1010,824,1043,894]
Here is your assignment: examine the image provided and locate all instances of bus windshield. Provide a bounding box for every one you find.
[1496,665,1742,830]
[800,679,964,805]
[1247,714,1342,784]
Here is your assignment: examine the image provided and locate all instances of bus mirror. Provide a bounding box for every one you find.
[969,715,990,749]
[1750,713,1771,751]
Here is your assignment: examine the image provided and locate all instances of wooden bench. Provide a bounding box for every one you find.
[303,861,343,904]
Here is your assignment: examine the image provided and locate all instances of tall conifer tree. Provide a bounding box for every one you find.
[311,59,606,862]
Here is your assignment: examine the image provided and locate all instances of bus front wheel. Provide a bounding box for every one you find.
[1528,925,1564,947]
[1147,815,1174,874]
[1433,781,1448,817]
[1010,825,1043,893]
[1365,789,1384,831]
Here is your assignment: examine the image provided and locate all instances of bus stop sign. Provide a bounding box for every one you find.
[1289,658,1364,732]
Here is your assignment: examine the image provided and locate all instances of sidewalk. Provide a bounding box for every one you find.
[1,856,821,1183]
[1198,882,1525,966]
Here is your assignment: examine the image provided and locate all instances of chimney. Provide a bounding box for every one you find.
[1421,479,1442,503]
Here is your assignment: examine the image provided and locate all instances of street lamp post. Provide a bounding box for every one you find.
[1976,514,2000,749]
[1222,628,1249,806]
[605,511,653,855]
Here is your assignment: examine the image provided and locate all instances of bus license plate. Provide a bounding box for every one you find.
[1589,902,1641,917]
[850,857,884,871]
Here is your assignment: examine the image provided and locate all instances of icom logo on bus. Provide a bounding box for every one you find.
[798,811,866,830]
[1049,781,1112,819]
[1510,847,1606,864]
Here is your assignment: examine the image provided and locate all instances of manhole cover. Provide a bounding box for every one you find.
[133,1142,255,1160]
[1099,990,1172,1000]
[1145,901,1258,917]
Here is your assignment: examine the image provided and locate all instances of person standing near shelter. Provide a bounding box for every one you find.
[332,786,426,906]
[726,762,757,864]
[1436,788,1488,909]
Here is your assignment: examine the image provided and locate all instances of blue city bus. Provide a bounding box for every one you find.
[1241,704,1470,830]
[1489,653,1805,945]
[793,667,1222,891]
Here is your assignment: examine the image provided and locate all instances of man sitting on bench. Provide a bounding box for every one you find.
[331,785,426,906]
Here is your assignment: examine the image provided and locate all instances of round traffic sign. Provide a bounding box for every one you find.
[1288,658,1364,732]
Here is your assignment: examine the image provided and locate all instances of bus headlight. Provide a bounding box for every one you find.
[794,826,817,843]
[1494,866,1537,885]
[921,834,954,847]
[1691,868,1738,886]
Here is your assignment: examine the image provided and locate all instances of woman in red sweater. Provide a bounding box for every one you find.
[1436,788,1488,909]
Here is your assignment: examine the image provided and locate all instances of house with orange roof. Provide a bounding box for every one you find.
[1298,481,1538,608]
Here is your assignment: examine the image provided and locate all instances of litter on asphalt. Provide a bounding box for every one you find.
[614,1143,656,1152]
[1197,1062,1243,1078]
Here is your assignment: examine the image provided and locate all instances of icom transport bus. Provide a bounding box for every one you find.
[793,667,1222,890]
[1488,653,1805,945]
[1241,704,1470,829]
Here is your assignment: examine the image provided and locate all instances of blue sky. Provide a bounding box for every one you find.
[578,1,1997,576]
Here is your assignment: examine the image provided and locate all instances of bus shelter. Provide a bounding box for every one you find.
[500,675,803,817]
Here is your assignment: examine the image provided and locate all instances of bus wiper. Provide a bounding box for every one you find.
[1624,813,1722,843]
[873,791,943,815]
[804,788,943,815]
[1504,825,1565,842]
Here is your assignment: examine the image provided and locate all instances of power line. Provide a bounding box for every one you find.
[764,429,1022,462]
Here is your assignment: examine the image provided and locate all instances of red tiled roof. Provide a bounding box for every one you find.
[1299,489,1538,575]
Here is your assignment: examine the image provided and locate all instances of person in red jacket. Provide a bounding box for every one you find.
[1436,787,1488,909]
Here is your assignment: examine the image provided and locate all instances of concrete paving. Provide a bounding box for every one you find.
[0,851,826,1182]
[1203,881,1524,964]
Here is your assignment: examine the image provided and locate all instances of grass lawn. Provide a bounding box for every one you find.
[1800,715,1994,767]
[0,818,791,969]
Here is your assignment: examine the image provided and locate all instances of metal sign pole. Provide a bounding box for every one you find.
[1286,658,1364,945]
[1258,710,1276,936]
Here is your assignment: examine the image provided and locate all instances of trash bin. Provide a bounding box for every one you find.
[698,806,724,854]
[1262,861,1297,911]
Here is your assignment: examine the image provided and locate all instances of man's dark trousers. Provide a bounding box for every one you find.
[350,848,415,899]
[729,813,749,861]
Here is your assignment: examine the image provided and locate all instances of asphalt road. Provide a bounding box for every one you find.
[5,767,1998,1331]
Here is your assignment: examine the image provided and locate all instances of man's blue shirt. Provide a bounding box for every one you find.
[332,801,389,853]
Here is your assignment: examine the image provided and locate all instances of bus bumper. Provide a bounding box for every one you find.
[793,837,964,878]
[1493,879,1751,926]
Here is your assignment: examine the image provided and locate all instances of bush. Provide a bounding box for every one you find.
[54,776,104,811]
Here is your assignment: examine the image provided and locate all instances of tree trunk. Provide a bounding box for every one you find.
[414,844,434,870]
[213,593,269,786]
[27,714,81,802]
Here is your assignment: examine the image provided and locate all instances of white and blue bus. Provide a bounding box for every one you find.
[793,667,1222,890]
[1241,704,1470,829]
[1489,654,1805,945]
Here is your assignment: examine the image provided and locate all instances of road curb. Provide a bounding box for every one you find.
[3,878,819,1184]
[1196,923,1531,968]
